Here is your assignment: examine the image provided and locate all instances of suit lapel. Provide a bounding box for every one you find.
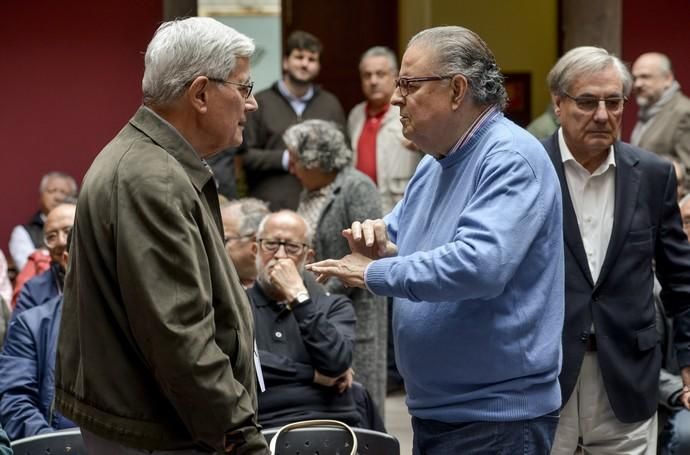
[543,134,595,286]
[594,142,641,290]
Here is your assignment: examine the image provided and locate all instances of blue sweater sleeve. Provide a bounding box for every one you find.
[0,315,52,440]
[367,149,553,302]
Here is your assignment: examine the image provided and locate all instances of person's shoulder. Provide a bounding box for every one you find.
[340,167,377,188]
[254,82,282,101]
[14,295,62,328]
[672,91,690,111]
[347,101,366,121]
[22,268,54,291]
[617,141,673,170]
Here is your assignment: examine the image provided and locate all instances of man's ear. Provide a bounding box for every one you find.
[187,76,211,114]
[305,248,315,264]
[551,93,562,118]
[282,56,289,73]
[450,74,469,110]
[250,241,258,255]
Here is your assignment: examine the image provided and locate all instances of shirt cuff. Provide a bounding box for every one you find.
[282,150,290,171]
[364,261,376,294]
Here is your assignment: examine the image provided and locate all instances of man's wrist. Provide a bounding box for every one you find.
[287,290,310,310]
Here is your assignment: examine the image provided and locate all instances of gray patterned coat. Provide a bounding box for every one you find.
[308,167,387,419]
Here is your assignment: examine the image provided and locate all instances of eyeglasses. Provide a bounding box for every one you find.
[394,75,454,97]
[563,93,627,113]
[44,226,71,248]
[208,77,255,100]
[224,233,255,244]
[258,238,308,256]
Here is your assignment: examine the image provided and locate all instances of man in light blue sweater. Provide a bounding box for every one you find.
[308,26,565,454]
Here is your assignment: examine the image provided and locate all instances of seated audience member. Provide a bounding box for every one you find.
[14,201,75,314]
[248,210,382,430]
[656,194,690,454]
[9,172,77,270]
[0,251,11,306]
[0,236,76,440]
[284,119,387,417]
[0,425,10,455]
[220,198,270,289]
[10,249,50,309]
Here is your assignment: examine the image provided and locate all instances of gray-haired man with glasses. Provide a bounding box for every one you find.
[542,46,690,454]
[55,17,269,454]
[309,25,564,454]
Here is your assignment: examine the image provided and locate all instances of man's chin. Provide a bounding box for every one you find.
[635,95,650,107]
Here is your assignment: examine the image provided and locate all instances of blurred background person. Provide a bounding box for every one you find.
[9,172,77,271]
[220,197,270,289]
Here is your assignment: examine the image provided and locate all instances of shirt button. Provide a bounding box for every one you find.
[274,331,282,338]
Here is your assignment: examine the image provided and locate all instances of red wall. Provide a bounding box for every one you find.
[0,2,162,256]
[621,0,690,140]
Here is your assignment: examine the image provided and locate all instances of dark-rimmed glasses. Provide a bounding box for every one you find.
[563,93,627,114]
[208,77,255,100]
[395,75,454,97]
[258,238,308,256]
[44,226,71,249]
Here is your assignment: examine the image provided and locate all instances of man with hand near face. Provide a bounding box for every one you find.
[248,210,375,428]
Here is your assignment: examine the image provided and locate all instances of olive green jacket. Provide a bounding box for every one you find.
[55,107,268,454]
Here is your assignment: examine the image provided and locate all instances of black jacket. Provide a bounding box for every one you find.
[542,133,690,423]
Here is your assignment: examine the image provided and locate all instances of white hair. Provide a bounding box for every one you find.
[142,17,255,106]
[548,46,633,96]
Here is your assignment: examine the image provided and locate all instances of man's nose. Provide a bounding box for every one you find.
[274,244,289,258]
[593,101,609,121]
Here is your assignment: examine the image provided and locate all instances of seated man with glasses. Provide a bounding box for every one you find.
[14,200,75,315]
[248,210,383,430]
[0,230,76,441]
[220,197,270,289]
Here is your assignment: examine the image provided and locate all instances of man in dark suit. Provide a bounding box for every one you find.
[543,46,690,454]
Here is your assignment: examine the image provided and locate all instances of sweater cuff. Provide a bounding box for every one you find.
[365,258,392,296]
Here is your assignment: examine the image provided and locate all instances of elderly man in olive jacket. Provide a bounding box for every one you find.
[55,18,269,454]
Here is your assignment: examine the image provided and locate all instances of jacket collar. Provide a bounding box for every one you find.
[543,132,641,289]
[129,106,214,194]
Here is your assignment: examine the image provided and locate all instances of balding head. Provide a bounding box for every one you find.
[255,211,314,297]
[632,52,675,108]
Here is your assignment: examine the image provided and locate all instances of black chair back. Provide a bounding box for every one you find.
[263,425,400,455]
[11,428,87,454]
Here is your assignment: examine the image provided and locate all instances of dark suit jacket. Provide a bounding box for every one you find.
[542,133,690,423]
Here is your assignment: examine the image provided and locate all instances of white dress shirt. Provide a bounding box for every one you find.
[558,128,616,284]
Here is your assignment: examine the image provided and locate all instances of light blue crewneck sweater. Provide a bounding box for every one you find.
[366,113,564,422]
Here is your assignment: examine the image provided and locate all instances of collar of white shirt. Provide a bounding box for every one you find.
[558,127,616,176]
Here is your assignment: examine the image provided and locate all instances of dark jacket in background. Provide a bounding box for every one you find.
[55,106,267,454]
[14,263,60,315]
[543,133,690,423]
[0,295,75,440]
[243,82,346,210]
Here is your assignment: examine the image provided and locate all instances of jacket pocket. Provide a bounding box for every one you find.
[636,324,660,351]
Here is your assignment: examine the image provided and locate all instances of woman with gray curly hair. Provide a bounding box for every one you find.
[283,119,388,419]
